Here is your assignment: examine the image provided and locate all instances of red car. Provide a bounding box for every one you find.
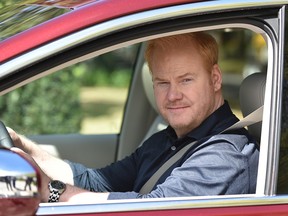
[1,0,288,215]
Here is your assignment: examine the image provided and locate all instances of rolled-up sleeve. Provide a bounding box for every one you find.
[66,149,139,193]
[66,161,114,192]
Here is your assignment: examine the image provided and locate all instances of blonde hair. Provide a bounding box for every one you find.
[145,32,218,72]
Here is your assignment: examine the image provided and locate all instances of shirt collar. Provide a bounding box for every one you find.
[165,101,239,142]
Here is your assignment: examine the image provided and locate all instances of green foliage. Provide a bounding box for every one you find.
[0,71,82,135]
[80,67,131,87]
[79,45,138,87]
[110,69,131,87]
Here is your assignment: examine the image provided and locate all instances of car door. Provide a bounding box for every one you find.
[39,1,288,215]
[2,0,288,215]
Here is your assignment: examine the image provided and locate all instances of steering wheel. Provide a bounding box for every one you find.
[0,121,14,148]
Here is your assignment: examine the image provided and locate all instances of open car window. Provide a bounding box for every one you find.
[0,45,139,135]
[0,29,267,137]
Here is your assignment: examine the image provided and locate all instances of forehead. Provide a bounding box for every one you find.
[153,35,196,52]
[152,42,202,67]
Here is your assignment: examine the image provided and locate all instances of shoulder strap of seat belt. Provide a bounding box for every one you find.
[139,105,263,194]
[221,106,263,133]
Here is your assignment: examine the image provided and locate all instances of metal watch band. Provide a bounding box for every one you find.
[48,189,60,202]
[48,180,66,203]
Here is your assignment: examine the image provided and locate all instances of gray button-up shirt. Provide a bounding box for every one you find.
[68,101,259,199]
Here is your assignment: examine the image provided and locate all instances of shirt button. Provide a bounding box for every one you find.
[171,146,176,151]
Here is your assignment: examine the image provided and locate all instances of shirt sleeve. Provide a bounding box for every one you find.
[66,160,114,192]
[66,149,139,193]
[108,137,258,199]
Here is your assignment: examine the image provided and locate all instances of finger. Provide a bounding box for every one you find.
[7,128,24,149]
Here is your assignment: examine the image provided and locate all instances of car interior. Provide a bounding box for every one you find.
[239,72,266,144]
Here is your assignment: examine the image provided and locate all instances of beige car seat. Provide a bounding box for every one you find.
[239,72,266,142]
[141,63,167,142]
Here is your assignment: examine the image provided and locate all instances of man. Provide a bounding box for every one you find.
[9,32,259,202]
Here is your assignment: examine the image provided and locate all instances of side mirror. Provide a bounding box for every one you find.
[0,148,40,216]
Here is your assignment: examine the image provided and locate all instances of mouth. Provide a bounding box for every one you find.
[167,105,189,112]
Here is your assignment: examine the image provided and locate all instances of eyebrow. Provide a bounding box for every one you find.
[153,77,166,82]
[152,72,196,82]
[178,72,197,79]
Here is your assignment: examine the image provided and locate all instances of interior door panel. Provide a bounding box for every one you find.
[28,134,118,168]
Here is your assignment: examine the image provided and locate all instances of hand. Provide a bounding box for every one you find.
[10,147,51,202]
[7,127,19,143]
[7,127,26,149]
[8,128,51,201]
[7,127,40,157]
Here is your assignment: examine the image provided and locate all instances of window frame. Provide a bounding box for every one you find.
[1,2,287,215]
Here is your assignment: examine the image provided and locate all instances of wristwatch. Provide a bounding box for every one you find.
[48,180,66,202]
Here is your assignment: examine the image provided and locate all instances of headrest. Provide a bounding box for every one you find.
[142,63,158,112]
[239,72,266,141]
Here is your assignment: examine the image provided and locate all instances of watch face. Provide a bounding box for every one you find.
[51,180,65,189]
[50,180,66,194]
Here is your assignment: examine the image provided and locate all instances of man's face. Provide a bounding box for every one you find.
[151,43,223,137]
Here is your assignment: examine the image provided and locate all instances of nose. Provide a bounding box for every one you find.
[167,83,182,101]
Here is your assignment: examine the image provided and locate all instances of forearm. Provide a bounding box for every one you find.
[22,137,74,185]
[41,183,109,203]
[61,185,109,203]
[9,129,74,184]
[37,154,74,185]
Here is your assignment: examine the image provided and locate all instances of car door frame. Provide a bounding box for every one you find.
[1,0,288,215]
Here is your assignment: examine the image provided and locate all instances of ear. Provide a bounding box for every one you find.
[211,64,222,92]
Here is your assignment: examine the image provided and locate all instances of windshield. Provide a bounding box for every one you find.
[0,0,70,41]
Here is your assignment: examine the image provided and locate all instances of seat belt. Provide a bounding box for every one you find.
[222,106,263,133]
[139,105,263,194]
